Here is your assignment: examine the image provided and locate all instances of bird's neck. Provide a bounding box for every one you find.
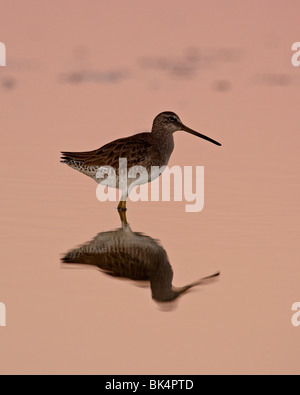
[151,131,175,160]
[150,255,178,302]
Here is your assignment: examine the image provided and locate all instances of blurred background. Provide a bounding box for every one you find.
[0,0,299,374]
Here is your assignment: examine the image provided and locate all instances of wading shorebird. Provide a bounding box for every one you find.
[62,210,220,305]
[61,111,221,210]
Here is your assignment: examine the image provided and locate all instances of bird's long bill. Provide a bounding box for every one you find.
[181,124,222,146]
[177,272,221,295]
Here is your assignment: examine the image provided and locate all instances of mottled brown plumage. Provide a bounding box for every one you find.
[61,111,221,210]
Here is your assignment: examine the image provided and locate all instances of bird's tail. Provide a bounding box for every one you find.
[60,149,96,164]
[60,151,79,164]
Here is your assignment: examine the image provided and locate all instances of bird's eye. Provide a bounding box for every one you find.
[168,116,176,122]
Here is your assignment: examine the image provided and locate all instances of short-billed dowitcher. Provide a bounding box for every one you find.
[62,210,220,304]
[61,111,221,210]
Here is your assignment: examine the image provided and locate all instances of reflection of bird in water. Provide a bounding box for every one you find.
[61,111,221,211]
[62,211,220,305]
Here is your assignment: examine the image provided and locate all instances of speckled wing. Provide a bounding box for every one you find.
[62,250,151,281]
[61,133,155,169]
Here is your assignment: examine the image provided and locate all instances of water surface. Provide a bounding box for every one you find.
[0,0,299,374]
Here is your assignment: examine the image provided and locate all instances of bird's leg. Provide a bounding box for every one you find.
[117,191,128,212]
[117,199,127,211]
[118,209,128,225]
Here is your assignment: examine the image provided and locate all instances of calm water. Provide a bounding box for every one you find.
[0,1,300,374]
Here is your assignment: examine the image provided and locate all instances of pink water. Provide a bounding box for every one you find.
[0,0,299,374]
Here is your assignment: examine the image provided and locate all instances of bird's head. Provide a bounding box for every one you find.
[152,111,222,146]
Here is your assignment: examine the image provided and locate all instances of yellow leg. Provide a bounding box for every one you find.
[118,209,128,225]
[117,199,127,211]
